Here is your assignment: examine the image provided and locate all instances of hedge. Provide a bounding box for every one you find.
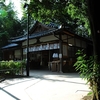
[0,60,26,75]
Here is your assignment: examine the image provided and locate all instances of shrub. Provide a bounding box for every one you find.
[74,49,100,100]
[0,60,26,75]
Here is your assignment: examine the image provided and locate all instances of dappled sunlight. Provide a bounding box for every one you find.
[29,70,87,85]
[0,70,90,100]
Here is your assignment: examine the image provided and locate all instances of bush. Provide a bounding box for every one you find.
[0,60,26,75]
[74,49,93,82]
[74,49,100,100]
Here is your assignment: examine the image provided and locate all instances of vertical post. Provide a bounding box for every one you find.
[59,33,63,73]
[26,4,29,76]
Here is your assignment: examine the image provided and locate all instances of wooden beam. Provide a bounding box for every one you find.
[63,31,75,36]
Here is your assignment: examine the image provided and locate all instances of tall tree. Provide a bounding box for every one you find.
[87,0,100,100]
[28,0,79,33]
[28,0,100,100]
[0,1,24,60]
[68,0,100,99]
[0,1,24,44]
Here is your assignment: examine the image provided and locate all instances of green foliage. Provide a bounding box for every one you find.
[0,9,7,17]
[28,0,79,32]
[0,1,24,38]
[67,1,90,35]
[0,1,24,59]
[0,61,8,69]
[74,49,100,100]
[0,60,26,75]
[26,0,90,35]
[74,49,99,85]
[0,31,9,47]
[74,49,94,82]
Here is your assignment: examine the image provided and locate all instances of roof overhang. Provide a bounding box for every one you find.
[10,28,59,43]
[1,43,19,49]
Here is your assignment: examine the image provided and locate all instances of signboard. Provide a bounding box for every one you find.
[23,43,60,53]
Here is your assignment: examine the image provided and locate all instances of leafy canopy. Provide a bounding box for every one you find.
[27,0,90,35]
[0,1,24,47]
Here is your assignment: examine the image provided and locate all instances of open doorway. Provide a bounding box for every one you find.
[29,51,49,70]
[29,49,59,70]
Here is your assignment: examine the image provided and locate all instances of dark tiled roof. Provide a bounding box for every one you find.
[11,28,59,43]
[2,29,59,50]
[30,28,59,38]
[1,43,18,49]
[11,36,27,43]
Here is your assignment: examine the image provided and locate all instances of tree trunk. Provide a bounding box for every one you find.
[87,0,100,58]
[87,0,100,100]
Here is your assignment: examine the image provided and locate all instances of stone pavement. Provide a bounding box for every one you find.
[0,70,91,100]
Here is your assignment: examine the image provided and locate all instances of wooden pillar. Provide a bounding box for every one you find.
[59,33,63,72]
[21,48,23,60]
[40,51,42,66]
